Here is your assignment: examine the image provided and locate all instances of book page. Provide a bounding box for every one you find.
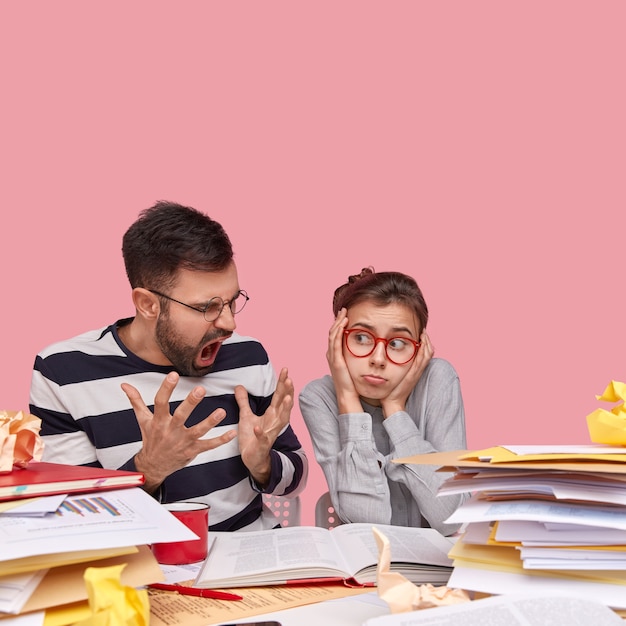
[195,527,354,587]
[328,524,454,580]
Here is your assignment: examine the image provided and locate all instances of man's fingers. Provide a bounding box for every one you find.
[153,371,180,416]
[264,394,293,438]
[278,392,294,416]
[121,383,151,421]
[173,385,209,424]
[121,382,142,406]
[234,385,250,411]
[194,407,236,450]
[198,429,237,451]
[278,393,293,425]
[272,370,294,406]
[188,408,228,437]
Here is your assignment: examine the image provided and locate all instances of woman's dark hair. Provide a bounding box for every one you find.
[333,267,428,332]
[122,200,234,290]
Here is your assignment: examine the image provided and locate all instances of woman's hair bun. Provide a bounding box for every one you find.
[347,266,375,284]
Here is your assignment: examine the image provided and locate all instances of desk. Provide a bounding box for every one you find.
[225,593,390,625]
[231,593,626,626]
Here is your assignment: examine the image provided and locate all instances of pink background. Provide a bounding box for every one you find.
[2,2,625,526]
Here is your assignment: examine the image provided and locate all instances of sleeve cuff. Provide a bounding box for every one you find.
[338,412,373,444]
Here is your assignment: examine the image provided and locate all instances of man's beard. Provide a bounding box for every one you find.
[155,313,230,377]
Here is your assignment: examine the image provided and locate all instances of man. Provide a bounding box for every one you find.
[29,201,307,531]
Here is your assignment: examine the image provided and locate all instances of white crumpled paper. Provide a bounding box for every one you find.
[0,409,44,473]
[373,526,470,613]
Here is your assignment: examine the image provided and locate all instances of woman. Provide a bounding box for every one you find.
[299,268,466,535]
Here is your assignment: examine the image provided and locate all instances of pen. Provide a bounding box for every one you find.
[148,583,243,600]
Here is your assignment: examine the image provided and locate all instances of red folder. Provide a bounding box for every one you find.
[0,462,144,501]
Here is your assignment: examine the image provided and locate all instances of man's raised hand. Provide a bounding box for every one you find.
[121,371,236,493]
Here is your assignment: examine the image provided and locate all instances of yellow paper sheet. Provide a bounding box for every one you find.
[19,545,163,614]
[0,497,40,512]
[450,539,626,585]
[484,521,626,551]
[395,450,626,474]
[72,564,150,626]
[460,447,626,464]
[587,380,626,444]
[44,601,94,626]
[2,546,138,577]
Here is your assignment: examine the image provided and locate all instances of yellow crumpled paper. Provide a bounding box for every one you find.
[372,527,470,613]
[72,564,149,626]
[586,381,626,445]
[0,410,44,473]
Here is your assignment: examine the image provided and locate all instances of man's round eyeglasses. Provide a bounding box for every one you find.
[149,289,249,322]
[343,328,420,365]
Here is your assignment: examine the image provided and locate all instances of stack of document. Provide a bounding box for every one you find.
[395,446,626,612]
[0,464,197,624]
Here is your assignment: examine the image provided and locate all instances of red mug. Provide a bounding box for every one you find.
[152,501,210,565]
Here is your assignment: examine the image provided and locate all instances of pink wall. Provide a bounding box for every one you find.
[2,2,625,526]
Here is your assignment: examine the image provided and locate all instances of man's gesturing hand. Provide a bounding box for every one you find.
[121,371,236,493]
[236,367,294,488]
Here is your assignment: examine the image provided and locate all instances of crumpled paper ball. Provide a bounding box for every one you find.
[72,564,150,626]
[373,526,470,613]
[0,410,44,473]
[586,381,626,445]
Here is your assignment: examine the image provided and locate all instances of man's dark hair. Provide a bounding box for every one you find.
[122,200,234,290]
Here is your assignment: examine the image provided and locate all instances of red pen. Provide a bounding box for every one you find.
[148,583,243,600]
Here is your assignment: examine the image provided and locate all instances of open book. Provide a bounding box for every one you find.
[195,523,454,588]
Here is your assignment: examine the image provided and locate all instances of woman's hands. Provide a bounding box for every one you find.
[327,308,363,414]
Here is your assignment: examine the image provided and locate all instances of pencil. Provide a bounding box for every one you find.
[148,583,243,600]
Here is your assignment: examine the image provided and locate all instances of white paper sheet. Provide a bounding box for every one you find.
[0,487,197,561]
[363,593,623,625]
[448,565,626,610]
[0,570,47,614]
[0,495,66,517]
[494,519,626,544]
[445,495,626,530]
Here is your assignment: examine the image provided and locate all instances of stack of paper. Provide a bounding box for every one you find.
[0,465,197,624]
[395,446,626,611]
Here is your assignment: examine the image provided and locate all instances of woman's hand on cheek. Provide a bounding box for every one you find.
[381,331,433,418]
[327,308,361,414]
[326,308,349,376]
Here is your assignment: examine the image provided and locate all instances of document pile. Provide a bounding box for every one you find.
[397,445,626,612]
[0,473,196,624]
